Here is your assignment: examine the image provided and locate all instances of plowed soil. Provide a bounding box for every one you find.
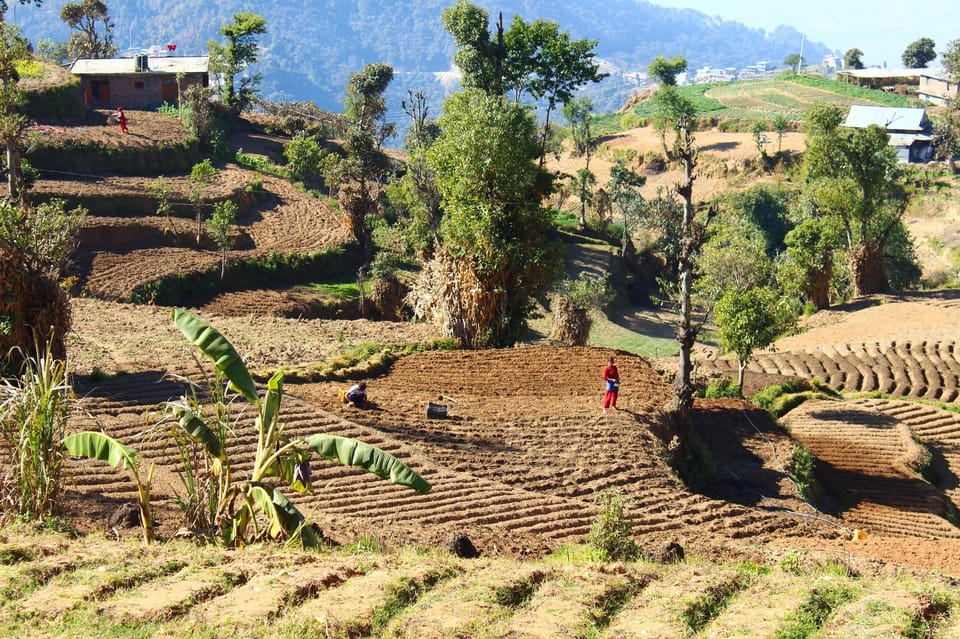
[20,108,960,584]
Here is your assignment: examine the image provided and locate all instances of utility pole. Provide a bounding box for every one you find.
[796,34,805,74]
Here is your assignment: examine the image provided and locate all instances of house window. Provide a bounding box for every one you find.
[135,81,145,89]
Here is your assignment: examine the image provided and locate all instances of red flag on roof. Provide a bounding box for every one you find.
[166,43,176,52]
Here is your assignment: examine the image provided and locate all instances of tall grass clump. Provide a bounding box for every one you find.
[589,488,640,561]
[0,343,72,521]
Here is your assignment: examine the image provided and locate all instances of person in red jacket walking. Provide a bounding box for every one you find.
[115,106,127,134]
[602,356,620,414]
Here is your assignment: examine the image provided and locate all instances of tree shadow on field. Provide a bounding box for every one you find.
[699,141,740,152]
[607,307,676,340]
[374,420,522,455]
[689,403,798,507]
[73,370,186,403]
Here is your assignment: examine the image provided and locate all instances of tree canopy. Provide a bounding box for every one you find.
[942,38,960,82]
[60,0,117,60]
[843,48,865,70]
[901,37,936,68]
[208,11,267,113]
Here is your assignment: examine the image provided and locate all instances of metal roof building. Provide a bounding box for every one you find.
[843,105,933,163]
[69,55,209,108]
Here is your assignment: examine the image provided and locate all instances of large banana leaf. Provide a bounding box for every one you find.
[247,482,322,547]
[63,431,139,471]
[302,434,431,494]
[173,309,259,403]
[170,404,227,462]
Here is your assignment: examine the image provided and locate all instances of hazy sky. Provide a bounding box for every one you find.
[654,0,960,68]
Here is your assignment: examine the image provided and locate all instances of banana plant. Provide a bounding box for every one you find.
[62,431,156,545]
[169,308,430,547]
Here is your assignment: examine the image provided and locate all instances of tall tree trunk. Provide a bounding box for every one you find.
[671,126,699,415]
[850,239,888,296]
[6,143,19,201]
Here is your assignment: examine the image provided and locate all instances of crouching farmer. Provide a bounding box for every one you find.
[345,382,368,408]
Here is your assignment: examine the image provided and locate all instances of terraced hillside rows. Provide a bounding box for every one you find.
[2,531,957,638]
[700,292,960,403]
[782,400,960,538]
[65,346,834,560]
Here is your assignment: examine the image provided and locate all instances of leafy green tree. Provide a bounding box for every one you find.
[803,104,915,295]
[36,39,69,65]
[943,38,960,82]
[442,3,605,165]
[207,200,237,278]
[772,114,790,156]
[649,57,696,159]
[607,158,645,253]
[502,16,606,165]
[325,63,395,256]
[283,133,324,186]
[697,221,773,305]
[725,183,794,255]
[208,12,267,114]
[648,54,687,86]
[782,53,805,70]
[188,159,218,244]
[409,89,558,347]
[145,176,175,232]
[563,96,596,229]
[902,37,936,68]
[777,214,843,310]
[0,22,29,201]
[751,120,768,158]
[441,0,503,95]
[715,287,792,389]
[60,0,117,60]
[844,48,865,70]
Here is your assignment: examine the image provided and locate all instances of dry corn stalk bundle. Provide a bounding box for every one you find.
[0,242,70,364]
[406,248,504,348]
[549,294,591,346]
[369,275,407,320]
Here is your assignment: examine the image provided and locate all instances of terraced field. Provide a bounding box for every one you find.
[705,81,893,118]
[2,531,956,638]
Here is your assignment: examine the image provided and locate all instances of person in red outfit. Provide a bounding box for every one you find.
[115,106,127,134]
[602,356,620,414]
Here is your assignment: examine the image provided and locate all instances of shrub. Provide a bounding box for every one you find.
[0,342,72,522]
[789,443,821,505]
[704,377,741,398]
[589,488,640,561]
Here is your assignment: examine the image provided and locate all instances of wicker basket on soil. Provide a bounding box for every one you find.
[549,295,590,346]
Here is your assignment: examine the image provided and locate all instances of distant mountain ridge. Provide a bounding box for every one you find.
[11,0,830,116]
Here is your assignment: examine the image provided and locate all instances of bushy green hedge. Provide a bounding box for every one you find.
[24,76,85,121]
[30,137,201,176]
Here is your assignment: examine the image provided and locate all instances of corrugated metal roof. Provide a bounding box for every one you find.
[888,133,932,146]
[70,55,208,75]
[844,105,929,131]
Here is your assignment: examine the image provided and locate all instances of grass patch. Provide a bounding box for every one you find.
[587,317,678,358]
[260,337,458,383]
[682,564,766,635]
[752,378,840,418]
[781,74,916,107]
[370,567,460,634]
[773,584,859,638]
[491,569,551,608]
[703,377,741,399]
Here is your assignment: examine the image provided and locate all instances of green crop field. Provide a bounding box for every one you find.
[620,74,919,126]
